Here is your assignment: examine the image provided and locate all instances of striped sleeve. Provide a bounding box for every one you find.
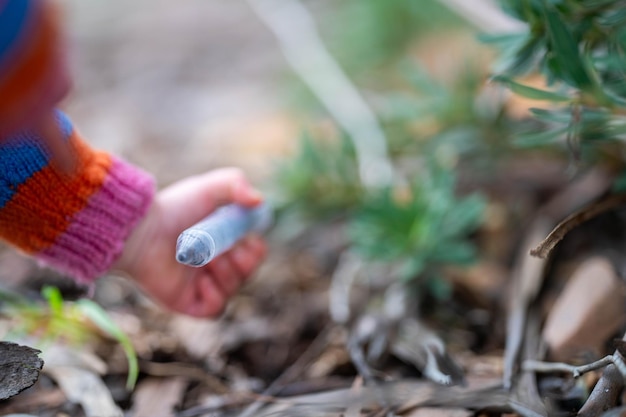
[0,111,156,282]
[0,0,71,136]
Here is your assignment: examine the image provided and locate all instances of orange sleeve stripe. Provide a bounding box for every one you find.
[0,1,57,114]
[0,130,113,253]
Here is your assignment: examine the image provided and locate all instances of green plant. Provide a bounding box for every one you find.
[348,161,485,298]
[272,4,498,303]
[319,0,467,75]
[379,61,518,166]
[274,124,486,299]
[487,0,626,164]
[273,131,364,219]
[0,286,138,390]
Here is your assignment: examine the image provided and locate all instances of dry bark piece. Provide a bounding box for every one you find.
[542,257,626,361]
[0,342,43,401]
[130,377,188,417]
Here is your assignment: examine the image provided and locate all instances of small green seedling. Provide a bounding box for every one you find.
[1,286,138,390]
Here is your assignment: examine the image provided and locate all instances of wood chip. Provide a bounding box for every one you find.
[130,377,188,417]
[0,342,43,400]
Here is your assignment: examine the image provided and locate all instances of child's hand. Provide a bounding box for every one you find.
[113,168,268,318]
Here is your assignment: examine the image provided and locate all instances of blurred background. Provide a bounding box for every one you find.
[63,0,296,184]
[60,0,500,185]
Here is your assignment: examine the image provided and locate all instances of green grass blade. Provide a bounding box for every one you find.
[492,75,570,101]
[76,300,138,390]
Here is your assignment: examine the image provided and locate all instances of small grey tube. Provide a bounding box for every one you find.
[175,202,272,267]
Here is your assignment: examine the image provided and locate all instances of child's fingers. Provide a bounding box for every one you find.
[232,235,267,281]
[207,235,266,297]
[157,167,263,228]
[207,256,242,297]
[186,273,227,318]
[193,167,262,208]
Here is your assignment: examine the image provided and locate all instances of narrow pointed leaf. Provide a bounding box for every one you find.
[544,7,593,88]
[492,75,570,101]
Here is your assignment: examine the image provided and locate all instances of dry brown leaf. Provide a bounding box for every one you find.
[130,377,188,417]
[45,366,122,417]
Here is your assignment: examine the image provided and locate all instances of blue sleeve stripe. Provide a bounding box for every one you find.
[0,135,50,208]
[0,110,73,209]
[55,110,74,141]
[0,0,32,62]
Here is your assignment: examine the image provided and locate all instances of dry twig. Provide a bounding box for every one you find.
[578,332,626,417]
[530,193,626,259]
[523,355,626,380]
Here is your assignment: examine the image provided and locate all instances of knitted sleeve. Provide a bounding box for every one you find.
[0,1,155,282]
[0,111,156,283]
[0,0,70,135]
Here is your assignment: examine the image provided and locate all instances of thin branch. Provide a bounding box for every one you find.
[531,193,626,259]
[246,0,395,189]
[523,355,624,379]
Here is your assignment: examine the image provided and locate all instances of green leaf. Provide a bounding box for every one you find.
[77,300,138,390]
[41,286,64,317]
[399,257,427,282]
[492,75,571,101]
[543,6,593,88]
[529,107,572,123]
[477,32,528,46]
[442,194,485,237]
[604,122,626,138]
[431,241,477,264]
[515,126,569,147]
[598,8,626,27]
[509,38,544,76]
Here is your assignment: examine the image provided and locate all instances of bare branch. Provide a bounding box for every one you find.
[531,193,626,259]
[523,356,621,379]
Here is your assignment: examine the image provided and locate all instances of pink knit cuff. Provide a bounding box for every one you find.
[36,157,155,283]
